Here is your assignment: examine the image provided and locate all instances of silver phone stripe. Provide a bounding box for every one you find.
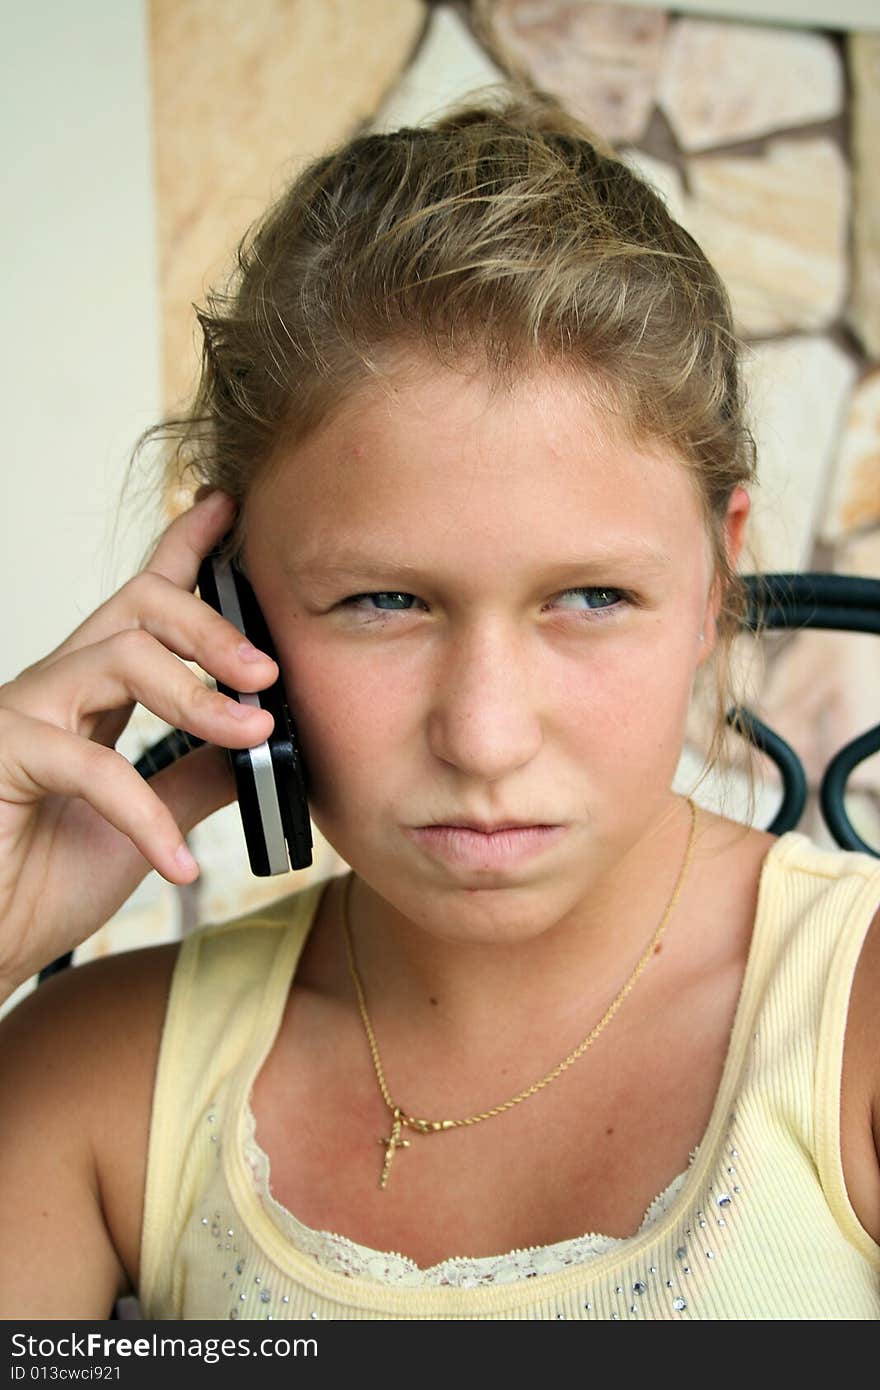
[214,558,288,873]
[214,558,248,637]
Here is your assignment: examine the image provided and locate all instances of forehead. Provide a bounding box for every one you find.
[247,363,706,566]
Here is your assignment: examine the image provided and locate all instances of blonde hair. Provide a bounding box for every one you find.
[137,86,762,813]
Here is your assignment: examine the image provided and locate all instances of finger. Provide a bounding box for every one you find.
[22,560,280,707]
[28,491,242,669]
[144,739,238,836]
[16,627,277,748]
[117,572,279,691]
[143,486,240,589]
[2,714,202,884]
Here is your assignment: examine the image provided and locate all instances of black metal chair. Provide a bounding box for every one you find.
[36,571,880,987]
[728,573,879,853]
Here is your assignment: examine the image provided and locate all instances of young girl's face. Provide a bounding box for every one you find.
[244,360,748,943]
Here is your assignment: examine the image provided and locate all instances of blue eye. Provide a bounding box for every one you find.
[343,592,424,613]
[552,587,626,617]
[341,588,629,622]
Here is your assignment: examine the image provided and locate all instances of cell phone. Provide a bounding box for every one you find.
[196,542,313,876]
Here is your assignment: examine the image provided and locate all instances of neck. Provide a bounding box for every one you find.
[338,796,702,1069]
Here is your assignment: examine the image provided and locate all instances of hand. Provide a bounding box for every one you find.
[0,491,278,996]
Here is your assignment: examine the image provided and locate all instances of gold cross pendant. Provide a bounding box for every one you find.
[378,1107,410,1189]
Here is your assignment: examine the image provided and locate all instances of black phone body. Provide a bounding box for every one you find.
[196,547,313,876]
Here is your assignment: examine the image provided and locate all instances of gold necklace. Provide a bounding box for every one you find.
[343,797,698,1189]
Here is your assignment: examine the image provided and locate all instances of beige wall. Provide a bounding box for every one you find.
[1,0,162,682]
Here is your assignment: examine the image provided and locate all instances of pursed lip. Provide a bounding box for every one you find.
[421,820,561,832]
[406,822,568,869]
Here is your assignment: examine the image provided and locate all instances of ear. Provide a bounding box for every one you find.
[697,486,751,665]
[723,485,751,570]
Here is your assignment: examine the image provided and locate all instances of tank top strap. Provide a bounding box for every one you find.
[139,878,326,1312]
[733,831,880,1266]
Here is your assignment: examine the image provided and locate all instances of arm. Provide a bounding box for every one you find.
[0,940,179,1318]
[840,902,880,1246]
[0,488,277,1001]
[0,491,278,1317]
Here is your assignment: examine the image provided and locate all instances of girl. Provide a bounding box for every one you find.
[1,91,878,1321]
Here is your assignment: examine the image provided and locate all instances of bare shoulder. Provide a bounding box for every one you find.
[841,898,880,1245]
[0,939,181,1313]
[687,808,778,937]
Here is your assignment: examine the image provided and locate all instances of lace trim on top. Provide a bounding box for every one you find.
[241,1101,698,1288]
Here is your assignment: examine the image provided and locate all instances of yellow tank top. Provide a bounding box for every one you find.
[139,830,880,1320]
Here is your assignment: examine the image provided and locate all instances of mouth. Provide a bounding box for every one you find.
[429,820,558,833]
[406,822,567,871]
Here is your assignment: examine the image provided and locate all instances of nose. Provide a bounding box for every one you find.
[425,618,544,781]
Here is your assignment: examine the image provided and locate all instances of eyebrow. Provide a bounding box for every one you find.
[284,543,673,585]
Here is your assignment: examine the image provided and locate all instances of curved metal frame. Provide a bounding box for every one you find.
[727,574,880,854]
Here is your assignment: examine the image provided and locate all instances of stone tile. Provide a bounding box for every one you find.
[372,3,507,132]
[474,0,668,144]
[658,17,842,153]
[682,603,878,848]
[150,0,425,408]
[627,139,847,337]
[741,337,857,575]
[684,138,848,336]
[848,33,880,358]
[820,367,880,544]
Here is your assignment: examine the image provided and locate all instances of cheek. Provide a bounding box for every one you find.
[284,632,697,775]
[276,638,412,796]
[552,629,699,764]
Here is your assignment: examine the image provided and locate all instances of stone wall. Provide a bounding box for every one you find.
[76,0,880,966]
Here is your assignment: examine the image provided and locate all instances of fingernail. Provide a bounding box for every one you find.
[226,696,256,718]
[198,487,234,507]
[238,640,272,663]
[175,844,199,874]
